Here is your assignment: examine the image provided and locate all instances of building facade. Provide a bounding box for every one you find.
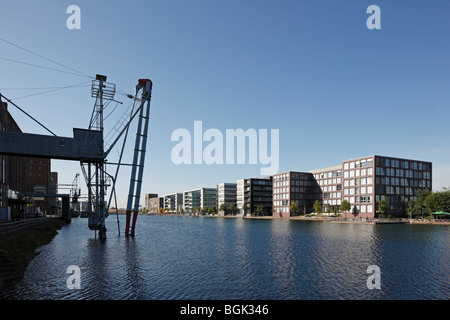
[272,155,432,219]
[273,171,320,218]
[164,193,183,212]
[217,183,237,213]
[0,99,26,219]
[183,188,217,211]
[144,193,158,211]
[149,196,164,213]
[237,177,272,216]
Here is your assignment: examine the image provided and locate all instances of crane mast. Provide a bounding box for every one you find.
[125,79,152,236]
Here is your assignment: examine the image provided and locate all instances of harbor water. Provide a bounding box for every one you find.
[0,215,448,300]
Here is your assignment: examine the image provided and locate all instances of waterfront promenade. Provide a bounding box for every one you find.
[148,212,450,225]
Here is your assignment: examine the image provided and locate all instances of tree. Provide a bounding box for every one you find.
[290,201,299,216]
[242,203,248,215]
[257,204,264,216]
[303,205,307,215]
[406,200,415,218]
[313,200,322,214]
[352,206,359,217]
[229,204,237,215]
[339,200,350,213]
[377,199,389,215]
[414,188,431,215]
[437,190,450,212]
[424,192,440,214]
[219,204,226,215]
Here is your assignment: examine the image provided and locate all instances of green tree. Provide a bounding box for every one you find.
[303,205,307,216]
[290,201,299,216]
[229,204,237,215]
[414,188,431,215]
[377,199,389,215]
[437,190,450,212]
[424,192,441,214]
[257,204,264,216]
[406,200,415,218]
[313,200,322,214]
[339,200,350,213]
[242,203,248,215]
[219,204,226,215]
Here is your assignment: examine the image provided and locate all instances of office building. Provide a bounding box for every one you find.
[273,155,432,219]
[164,193,183,212]
[237,177,272,216]
[272,171,320,218]
[144,193,158,211]
[183,188,217,211]
[217,183,237,212]
[149,196,164,213]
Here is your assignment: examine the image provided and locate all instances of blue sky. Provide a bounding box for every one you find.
[1,0,449,207]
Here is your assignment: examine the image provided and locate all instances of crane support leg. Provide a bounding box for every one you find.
[125,79,152,236]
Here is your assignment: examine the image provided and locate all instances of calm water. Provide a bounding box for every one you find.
[0,215,448,300]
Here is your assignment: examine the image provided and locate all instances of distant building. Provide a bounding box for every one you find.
[24,157,53,213]
[164,193,183,212]
[183,188,217,211]
[217,183,237,213]
[0,99,26,219]
[144,193,158,211]
[272,171,319,218]
[149,197,164,213]
[272,155,432,219]
[237,177,272,216]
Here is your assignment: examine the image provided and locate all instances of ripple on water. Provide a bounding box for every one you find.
[0,216,448,300]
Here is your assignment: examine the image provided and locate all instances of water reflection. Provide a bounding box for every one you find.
[0,216,448,300]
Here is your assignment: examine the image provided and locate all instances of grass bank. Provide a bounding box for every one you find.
[0,218,66,284]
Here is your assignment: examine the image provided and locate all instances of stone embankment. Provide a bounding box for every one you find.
[0,218,66,286]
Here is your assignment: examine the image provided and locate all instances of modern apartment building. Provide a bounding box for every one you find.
[217,183,237,212]
[272,171,320,218]
[144,193,158,211]
[183,188,217,211]
[149,197,164,213]
[164,193,183,212]
[237,177,272,216]
[273,155,432,219]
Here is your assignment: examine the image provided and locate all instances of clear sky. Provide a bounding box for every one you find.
[1,0,449,208]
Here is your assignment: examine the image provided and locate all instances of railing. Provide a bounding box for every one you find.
[0,217,54,239]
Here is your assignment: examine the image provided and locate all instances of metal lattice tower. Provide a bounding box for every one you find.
[125,79,153,236]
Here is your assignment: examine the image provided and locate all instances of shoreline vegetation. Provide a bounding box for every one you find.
[0,218,66,286]
[144,212,450,225]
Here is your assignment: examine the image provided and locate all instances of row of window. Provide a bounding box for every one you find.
[376,167,431,179]
[377,158,431,171]
[344,186,374,195]
[343,158,373,170]
[343,196,373,204]
[344,168,373,178]
[344,177,373,186]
